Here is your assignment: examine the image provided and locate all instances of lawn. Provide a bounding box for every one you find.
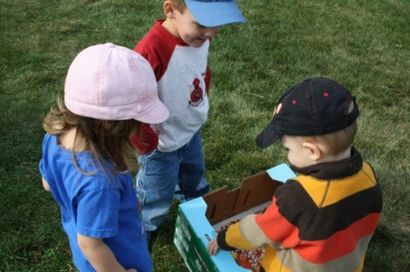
[1,0,409,271]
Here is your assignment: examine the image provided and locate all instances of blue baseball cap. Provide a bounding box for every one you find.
[185,0,246,27]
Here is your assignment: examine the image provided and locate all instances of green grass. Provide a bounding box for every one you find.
[1,0,409,271]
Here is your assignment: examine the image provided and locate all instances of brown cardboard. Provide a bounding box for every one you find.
[203,171,282,225]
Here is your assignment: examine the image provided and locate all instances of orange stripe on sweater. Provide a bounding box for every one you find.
[293,213,380,263]
[255,197,301,247]
[256,199,380,263]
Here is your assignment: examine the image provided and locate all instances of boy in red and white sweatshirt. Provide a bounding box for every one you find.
[131,0,246,238]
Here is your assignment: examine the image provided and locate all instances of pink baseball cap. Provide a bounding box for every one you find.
[64,43,169,123]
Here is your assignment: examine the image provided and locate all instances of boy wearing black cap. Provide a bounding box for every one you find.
[131,0,246,239]
[208,77,383,272]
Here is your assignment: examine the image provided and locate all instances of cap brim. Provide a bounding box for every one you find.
[134,97,169,124]
[185,1,246,27]
[255,119,281,149]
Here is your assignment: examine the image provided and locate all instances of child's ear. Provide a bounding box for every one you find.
[163,0,175,18]
[302,141,322,161]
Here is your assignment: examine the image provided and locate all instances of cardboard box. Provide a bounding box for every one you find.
[173,163,296,272]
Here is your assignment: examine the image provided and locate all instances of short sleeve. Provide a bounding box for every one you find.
[39,134,52,183]
[76,186,121,238]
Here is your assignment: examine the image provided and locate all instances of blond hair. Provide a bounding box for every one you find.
[310,122,358,156]
[43,97,141,173]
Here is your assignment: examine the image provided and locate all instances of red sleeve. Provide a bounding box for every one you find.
[130,124,158,154]
[135,42,165,81]
[205,66,212,95]
[255,196,301,248]
[134,21,178,81]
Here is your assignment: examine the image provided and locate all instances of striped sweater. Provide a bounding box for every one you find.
[217,148,383,272]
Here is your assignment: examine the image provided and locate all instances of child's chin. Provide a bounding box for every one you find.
[189,39,206,48]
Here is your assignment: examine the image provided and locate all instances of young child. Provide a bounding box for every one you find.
[131,0,246,237]
[208,77,383,272]
[39,43,169,272]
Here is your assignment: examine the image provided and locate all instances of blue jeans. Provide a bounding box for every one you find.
[136,131,209,232]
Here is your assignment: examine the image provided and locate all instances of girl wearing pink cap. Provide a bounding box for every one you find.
[39,43,169,272]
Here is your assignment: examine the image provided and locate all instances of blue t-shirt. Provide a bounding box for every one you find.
[39,134,152,272]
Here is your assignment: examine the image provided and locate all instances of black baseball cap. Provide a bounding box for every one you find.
[256,77,359,149]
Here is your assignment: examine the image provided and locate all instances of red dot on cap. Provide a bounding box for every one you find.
[292,99,297,105]
[323,91,329,97]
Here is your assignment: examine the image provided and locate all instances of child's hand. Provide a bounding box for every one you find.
[208,238,219,255]
[42,177,50,192]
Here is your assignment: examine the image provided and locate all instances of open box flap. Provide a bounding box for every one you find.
[203,164,296,225]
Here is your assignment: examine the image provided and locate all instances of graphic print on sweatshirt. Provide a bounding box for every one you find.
[156,43,209,151]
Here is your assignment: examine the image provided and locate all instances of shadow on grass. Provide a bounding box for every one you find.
[364,224,410,271]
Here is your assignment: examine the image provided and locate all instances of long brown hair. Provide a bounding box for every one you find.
[43,98,141,173]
